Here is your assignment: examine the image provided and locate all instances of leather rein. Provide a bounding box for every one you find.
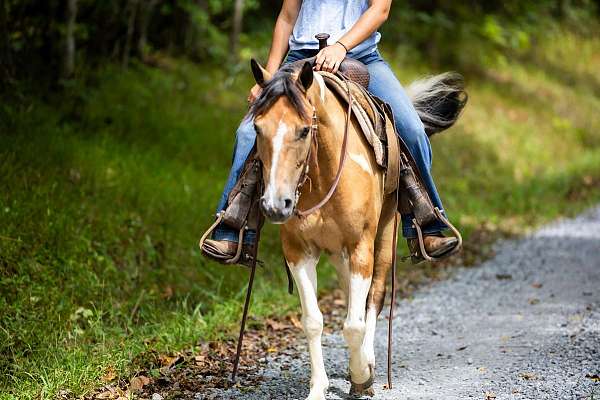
[294,74,353,218]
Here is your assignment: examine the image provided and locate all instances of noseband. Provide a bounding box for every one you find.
[293,75,353,218]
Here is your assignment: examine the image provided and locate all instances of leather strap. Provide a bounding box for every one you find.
[413,207,463,262]
[295,76,352,217]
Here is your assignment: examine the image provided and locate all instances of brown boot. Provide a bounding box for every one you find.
[407,234,458,264]
[202,239,251,264]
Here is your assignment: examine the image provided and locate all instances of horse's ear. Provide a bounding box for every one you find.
[298,61,313,92]
[251,59,271,87]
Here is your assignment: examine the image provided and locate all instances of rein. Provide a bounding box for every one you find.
[294,75,353,218]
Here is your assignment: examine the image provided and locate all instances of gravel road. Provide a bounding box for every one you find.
[202,207,600,400]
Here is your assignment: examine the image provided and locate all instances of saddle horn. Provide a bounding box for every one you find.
[315,33,330,50]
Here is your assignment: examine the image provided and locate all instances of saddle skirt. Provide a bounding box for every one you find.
[318,71,400,195]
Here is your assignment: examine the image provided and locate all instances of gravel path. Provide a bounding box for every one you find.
[202,207,600,400]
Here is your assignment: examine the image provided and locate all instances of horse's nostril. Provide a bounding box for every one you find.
[284,198,293,210]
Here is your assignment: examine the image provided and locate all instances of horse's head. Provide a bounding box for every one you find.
[249,59,316,224]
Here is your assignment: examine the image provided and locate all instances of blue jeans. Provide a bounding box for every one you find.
[213,48,447,241]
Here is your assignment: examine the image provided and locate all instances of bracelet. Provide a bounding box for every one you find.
[336,40,349,53]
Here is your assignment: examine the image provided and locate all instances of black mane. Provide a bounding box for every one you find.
[249,63,310,120]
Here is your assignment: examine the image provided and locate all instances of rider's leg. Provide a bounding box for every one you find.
[208,49,316,249]
[361,52,450,239]
[212,115,257,244]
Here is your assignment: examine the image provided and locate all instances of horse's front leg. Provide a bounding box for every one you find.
[345,238,375,396]
[285,245,328,400]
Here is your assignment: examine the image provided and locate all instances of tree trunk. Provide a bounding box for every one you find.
[0,0,13,84]
[229,0,244,60]
[122,0,139,69]
[137,0,159,61]
[63,0,78,79]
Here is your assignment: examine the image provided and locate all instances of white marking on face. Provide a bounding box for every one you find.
[313,72,326,103]
[264,116,288,205]
[349,152,371,174]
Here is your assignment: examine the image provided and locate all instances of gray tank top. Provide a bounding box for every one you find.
[289,0,381,59]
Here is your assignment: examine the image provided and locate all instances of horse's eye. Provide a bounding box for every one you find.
[298,126,310,139]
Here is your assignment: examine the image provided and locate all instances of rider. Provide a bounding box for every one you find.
[203,0,457,261]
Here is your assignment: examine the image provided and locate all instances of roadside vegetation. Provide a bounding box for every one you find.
[2,3,600,398]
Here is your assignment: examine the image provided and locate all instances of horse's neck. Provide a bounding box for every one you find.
[303,85,346,196]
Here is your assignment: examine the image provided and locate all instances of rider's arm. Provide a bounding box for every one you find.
[249,0,301,102]
[265,0,301,74]
[315,0,391,73]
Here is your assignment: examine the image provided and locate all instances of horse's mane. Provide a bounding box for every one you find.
[249,63,310,120]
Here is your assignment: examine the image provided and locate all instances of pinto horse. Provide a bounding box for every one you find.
[249,59,463,399]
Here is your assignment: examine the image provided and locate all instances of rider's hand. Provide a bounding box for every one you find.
[248,83,262,104]
[315,42,347,73]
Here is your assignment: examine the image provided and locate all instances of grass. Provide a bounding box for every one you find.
[1,28,600,399]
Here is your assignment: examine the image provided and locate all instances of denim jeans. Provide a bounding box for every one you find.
[213,48,447,241]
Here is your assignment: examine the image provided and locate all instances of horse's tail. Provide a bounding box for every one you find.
[406,72,468,137]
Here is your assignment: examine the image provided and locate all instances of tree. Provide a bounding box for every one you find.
[137,0,160,61]
[229,0,245,60]
[0,0,13,84]
[122,0,139,69]
[62,0,78,79]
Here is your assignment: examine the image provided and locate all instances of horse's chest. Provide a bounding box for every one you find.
[292,213,361,253]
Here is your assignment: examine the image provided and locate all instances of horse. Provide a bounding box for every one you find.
[249,59,464,399]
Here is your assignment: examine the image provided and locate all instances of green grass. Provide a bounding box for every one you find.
[1,28,600,399]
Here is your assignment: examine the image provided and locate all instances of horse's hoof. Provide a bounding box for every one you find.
[349,365,375,397]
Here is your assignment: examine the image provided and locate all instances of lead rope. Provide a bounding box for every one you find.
[230,186,265,383]
[387,158,401,389]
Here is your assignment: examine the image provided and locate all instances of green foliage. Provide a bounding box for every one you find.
[2,0,599,85]
[2,27,600,397]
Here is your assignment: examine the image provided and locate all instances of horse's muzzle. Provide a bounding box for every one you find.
[260,196,294,224]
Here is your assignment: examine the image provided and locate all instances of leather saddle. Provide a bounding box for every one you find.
[291,33,370,89]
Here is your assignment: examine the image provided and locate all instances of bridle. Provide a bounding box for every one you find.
[293,75,353,218]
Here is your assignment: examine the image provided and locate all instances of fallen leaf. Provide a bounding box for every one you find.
[161,286,174,299]
[159,354,183,369]
[586,373,600,382]
[129,375,151,392]
[101,367,117,383]
[485,392,496,399]
[528,298,540,305]
[266,318,287,331]
[519,372,538,380]
[288,315,302,329]
[531,283,543,289]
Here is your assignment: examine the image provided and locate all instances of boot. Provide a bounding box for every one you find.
[407,234,458,264]
[201,238,254,266]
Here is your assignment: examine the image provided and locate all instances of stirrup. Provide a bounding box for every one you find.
[199,212,246,265]
[412,207,462,263]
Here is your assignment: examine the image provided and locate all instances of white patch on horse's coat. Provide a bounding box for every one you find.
[264,116,288,206]
[289,255,329,398]
[362,305,378,367]
[344,273,373,384]
[330,248,351,302]
[349,152,371,174]
[313,72,326,103]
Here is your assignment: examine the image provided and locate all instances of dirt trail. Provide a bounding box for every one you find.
[204,206,600,399]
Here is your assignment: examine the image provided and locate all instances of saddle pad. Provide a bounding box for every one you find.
[318,72,400,195]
